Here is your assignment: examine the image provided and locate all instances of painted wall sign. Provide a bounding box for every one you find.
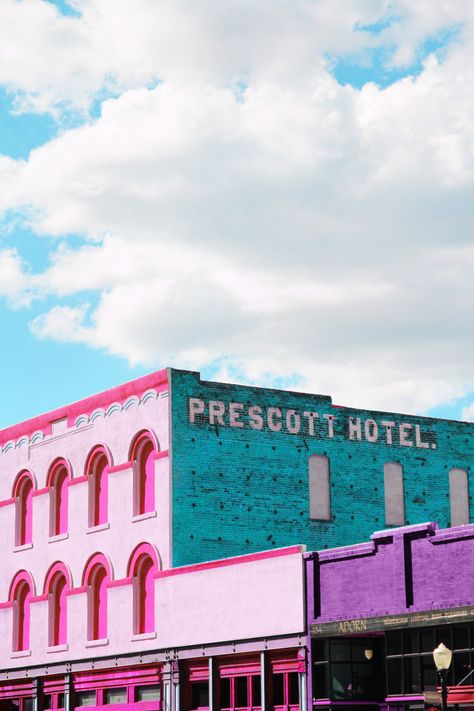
[310,605,474,637]
[188,397,436,449]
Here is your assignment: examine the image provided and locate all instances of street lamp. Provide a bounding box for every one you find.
[433,643,452,711]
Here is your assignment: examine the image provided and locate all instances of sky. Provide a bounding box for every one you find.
[0,0,473,429]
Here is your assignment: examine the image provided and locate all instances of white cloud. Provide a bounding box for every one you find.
[0,1,473,414]
[461,404,474,422]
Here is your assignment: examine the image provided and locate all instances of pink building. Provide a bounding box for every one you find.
[0,370,307,710]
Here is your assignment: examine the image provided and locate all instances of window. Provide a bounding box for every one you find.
[384,462,405,526]
[104,688,127,704]
[128,544,159,634]
[75,691,96,707]
[86,448,110,527]
[11,573,33,652]
[48,571,68,646]
[130,432,157,515]
[308,455,331,521]
[136,685,161,701]
[312,638,383,702]
[84,560,110,641]
[449,468,469,526]
[14,472,34,546]
[48,461,69,536]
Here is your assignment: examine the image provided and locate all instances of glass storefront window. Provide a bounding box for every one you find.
[454,625,470,650]
[453,651,471,685]
[252,675,261,706]
[104,688,127,704]
[136,685,161,701]
[75,691,97,707]
[387,657,403,695]
[235,677,248,708]
[191,681,209,709]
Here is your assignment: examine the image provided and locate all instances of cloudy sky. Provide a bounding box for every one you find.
[0,0,473,428]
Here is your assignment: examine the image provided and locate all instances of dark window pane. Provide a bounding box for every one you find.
[288,673,299,705]
[404,656,421,694]
[436,628,451,649]
[330,641,351,662]
[387,658,403,695]
[23,701,33,711]
[453,652,471,685]
[403,630,419,654]
[386,632,402,656]
[313,664,328,700]
[453,625,469,650]
[273,674,284,705]
[43,696,52,710]
[331,663,351,700]
[220,678,231,709]
[191,682,209,709]
[421,656,437,690]
[58,694,65,708]
[252,676,261,707]
[421,629,435,654]
[313,641,327,661]
[235,677,247,708]
[351,640,368,662]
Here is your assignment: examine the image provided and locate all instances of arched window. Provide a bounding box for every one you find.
[10,572,34,652]
[130,431,158,515]
[83,554,111,641]
[128,543,159,635]
[44,563,70,647]
[48,460,70,536]
[13,471,34,546]
[86,447,110,527]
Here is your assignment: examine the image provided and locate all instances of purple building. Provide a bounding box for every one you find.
[306,522,474,711]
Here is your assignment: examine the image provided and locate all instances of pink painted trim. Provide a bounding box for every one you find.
[9,570,36,601]
[43,561,72,594]
[154,450,169,460]
[0,368,168,446]
[66,586,87,596]
[82,552,113,586]
[68,475,87,486]
[0,498,15,508]
[107,577,132,588]
[31,594,48,603]
[156,545,303,579]
[32,487,49,498]
[0,601,13,609]
[108,461,133,474]
[46,457,72,487]
[128,542,160,576]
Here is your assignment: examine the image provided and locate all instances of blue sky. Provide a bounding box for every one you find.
[0,0,473,428]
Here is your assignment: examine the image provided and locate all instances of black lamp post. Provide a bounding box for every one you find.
[433,643,453,711]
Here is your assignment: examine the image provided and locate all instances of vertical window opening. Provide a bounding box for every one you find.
[384,462,405,526]
[49,463,69,536]
[309,455,331,521]
[15,473,34,546]
[131,433,157,516]
[87,563,109,641]
[449,468,469,526]
[12,579,32,652]
[87,450,109,527]
[48,572,68,647]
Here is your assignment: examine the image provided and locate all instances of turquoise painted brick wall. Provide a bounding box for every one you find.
[169,369,474,567]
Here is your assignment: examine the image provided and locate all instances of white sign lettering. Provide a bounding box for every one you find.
[188,398,437,449]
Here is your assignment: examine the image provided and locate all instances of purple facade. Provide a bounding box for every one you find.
[306,522,474,711]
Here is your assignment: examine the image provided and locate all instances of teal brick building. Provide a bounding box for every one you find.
[169,369,474,566]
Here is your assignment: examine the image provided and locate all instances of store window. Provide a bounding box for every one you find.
[309,455,331,520]
[312,638,383,702]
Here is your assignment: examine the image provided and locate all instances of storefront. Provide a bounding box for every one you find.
[306,522,474,711]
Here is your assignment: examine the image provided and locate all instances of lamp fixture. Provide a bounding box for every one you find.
[364,648,373,661]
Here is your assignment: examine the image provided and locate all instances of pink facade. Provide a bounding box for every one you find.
[0,370,307,710]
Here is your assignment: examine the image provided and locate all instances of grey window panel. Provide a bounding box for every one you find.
[309,455,331,521]
[449,468,469,526]
[384,462,405,526]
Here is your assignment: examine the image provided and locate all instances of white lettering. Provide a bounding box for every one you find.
[248,405,264,430]
[349,417,362,441]
[399,423,413,447]
[303,411,319,436]
[415,424,429,449]
[381,420,395,445]
[323,414,336,438]
[189,398,205,423]
[229,402,244,428]
[267,407,282,432]
[209,400,225,426]
[364,418,378,443]
[286,409,301,434]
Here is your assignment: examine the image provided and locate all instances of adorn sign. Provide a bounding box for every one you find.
[188,398,437,450]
